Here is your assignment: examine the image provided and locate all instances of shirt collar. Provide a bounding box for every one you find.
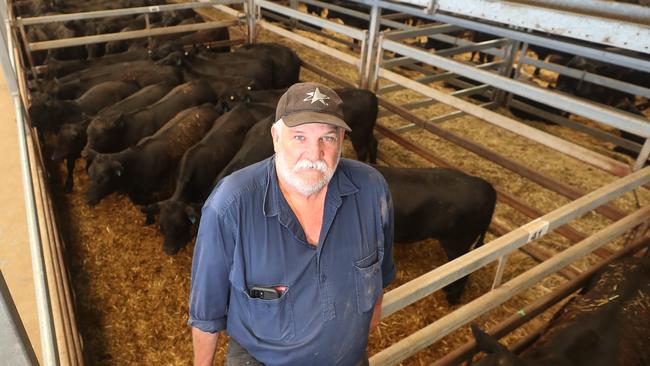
[263,156,359,218]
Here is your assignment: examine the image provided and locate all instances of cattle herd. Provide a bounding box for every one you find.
[16,0,650,363]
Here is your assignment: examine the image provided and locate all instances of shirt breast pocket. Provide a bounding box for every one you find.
[353,250,383,314]
[241,288,295,342]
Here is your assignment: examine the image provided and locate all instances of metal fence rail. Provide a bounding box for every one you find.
[0,11,59,365]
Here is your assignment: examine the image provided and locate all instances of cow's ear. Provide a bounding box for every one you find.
[471,324,508,355]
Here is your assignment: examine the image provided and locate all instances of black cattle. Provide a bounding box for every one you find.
[234,43,301,89]
[471,256,650,366]
[151,27,231,55]
[84,80,216,154]
[29,80,140,132]
[42,60,180,99]
[337,87,379,163]
[555,56,648,107]
[45,44,152,78]
[229,87,379,163]
[214,115,275,184]
[181,53,274,90]
[377,166,496,304]
[52,82,176,192]
[142,103,275,254]
[84,104,222,205]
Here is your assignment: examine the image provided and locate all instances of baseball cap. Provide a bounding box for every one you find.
[275,82,351,132]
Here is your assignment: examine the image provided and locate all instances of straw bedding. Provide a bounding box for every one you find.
[50,7,650,366]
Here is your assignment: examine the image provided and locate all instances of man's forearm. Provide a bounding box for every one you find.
[192,327,220,366]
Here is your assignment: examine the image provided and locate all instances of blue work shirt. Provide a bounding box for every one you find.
[188,156,395,366]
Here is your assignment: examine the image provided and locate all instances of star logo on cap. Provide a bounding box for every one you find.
[304,88,330,105]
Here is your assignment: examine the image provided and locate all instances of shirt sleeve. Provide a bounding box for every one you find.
[187,202,236,333]
[380,178,396,288]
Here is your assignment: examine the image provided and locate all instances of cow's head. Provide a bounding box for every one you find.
[85,152,123,205]
[470,324,523,366]
[144,200,199,255]
[29,93,63,131]
[85,113,125,152]
[51,123,84,162]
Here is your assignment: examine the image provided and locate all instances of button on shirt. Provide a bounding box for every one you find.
[188,156,396,366]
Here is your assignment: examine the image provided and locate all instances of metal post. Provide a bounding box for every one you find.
[493,34,519,107]
[360,1,380,89]
[288,0,298,29]
[0,14,59,366]
[245,0,257,44]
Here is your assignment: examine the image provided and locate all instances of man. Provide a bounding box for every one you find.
[188,82,395,366]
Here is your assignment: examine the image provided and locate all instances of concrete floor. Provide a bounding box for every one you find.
[0,70,42,363]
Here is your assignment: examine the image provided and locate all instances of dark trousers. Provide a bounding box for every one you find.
[226,339,369,366]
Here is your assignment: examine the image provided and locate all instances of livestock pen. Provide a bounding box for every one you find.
[1,0,650,365]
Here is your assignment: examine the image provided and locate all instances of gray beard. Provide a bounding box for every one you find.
[275,153,339,196]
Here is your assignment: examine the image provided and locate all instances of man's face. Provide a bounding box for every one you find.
[272,121,344,196]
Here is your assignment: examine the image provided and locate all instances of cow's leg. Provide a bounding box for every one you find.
[64,156,75,193]
[440,234,480,304]
[368,135,378,164]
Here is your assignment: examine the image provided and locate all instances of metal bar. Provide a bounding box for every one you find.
[634,139,650,172]
[28,132,74,366]
[386,84,490,112]
[491,256,508,290]
[382,39,650,139]
[257,0,365,40]
[519,244,582,278]
[29,20,237,51]
[17,0,241,25]
[432,234,650,366]
[432,38,508,58]
[361,3,381,89]
[513,0,650,25]
[361,0,650,73]
[384,23,462,40]
[382,38,508,68]
[260,10,358,49]
[378,60,503,95]
[380,166,650,319]
[245,0,256,43]
[376,97,629,221]
[377,64,632,177]
[372,203,650,365]
[369,0,650,53]
[520,56,650,100]
[301,0,407,30]
[260,19,361,67]
[3,56,59,366]
[507,98,642,153]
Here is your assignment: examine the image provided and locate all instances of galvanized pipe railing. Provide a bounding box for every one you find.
[0,22,59,365]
